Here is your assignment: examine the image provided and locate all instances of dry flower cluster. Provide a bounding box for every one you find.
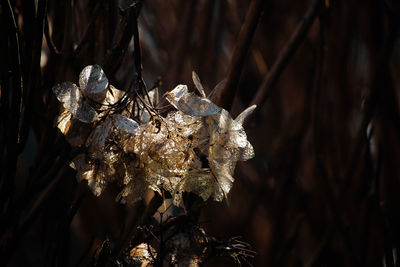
[53,65,255,207]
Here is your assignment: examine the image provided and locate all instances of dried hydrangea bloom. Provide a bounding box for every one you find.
[165,85,256,202]
[119,110,212,206]
[53,66,127,147]
[53,66,255,207]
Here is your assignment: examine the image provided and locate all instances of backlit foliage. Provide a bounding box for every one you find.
[53,65,255,207]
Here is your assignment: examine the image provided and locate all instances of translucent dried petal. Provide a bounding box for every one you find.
[86,118,113,157]
[53,82,99,123]
[207,109,255,197]
[173,169,214,207]
[111,114,140,134]
[72,151,121,196]
[209,159,234,200]
[74,100,99,123]
[166,111,207,141]
[53,82,81,114]
[79,65,108,102]
[56,109,91,147]
[103,85,125,106]
[166,85,221,116]
[85,115,138,155]
[148,87,159,106]
[210,109,255,161]
[56,108,72,135]
[208,78,226,100]
[70,154,103,195]
[235,104,256,125]
[139,88,159,123]
[192,71,206,97]
[120,112,207,202]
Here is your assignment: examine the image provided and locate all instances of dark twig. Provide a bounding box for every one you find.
[75,237,95,267]
[72,1,104,58]
[0,0,24,228]
[44,15,61,55]
[132,6,142,81]
[211,0,264,110]
[250,0,322,109]
[103,2,143,78]
[19,0,48,150]
[167,1,196,88]
[0,165,67,265]
[342,17,397,190]
[311,15,361,266]
[116,193,163,261]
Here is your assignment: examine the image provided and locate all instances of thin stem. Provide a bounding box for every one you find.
[250,0,322,109]
[212,0,264,110]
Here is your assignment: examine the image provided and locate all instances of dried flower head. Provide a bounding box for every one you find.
[53,66,255,207]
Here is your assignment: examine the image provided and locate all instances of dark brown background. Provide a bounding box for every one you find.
[1,0,400,266]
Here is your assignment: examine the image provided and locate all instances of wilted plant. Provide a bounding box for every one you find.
[52,64,256,265]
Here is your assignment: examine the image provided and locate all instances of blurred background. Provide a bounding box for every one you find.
[1,0,400,266]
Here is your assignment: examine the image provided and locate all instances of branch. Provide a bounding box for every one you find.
[44,15,61,55]
[102,2,143,78]
[166,1,196,88]
[0,0,24,227]
[0,165,67,265]
[114,193,163,261]
[342,19,397,189]
[250,0,322,109]
[72,1,104,58]
[19,0,48,151]
[211,0,264,110]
